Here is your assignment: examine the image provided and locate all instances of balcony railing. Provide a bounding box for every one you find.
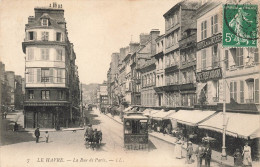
[181,59,196,69]
[245,99,254,103]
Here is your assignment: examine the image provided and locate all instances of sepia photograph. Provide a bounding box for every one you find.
[0,0,259,166]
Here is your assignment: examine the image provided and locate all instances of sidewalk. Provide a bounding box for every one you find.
[104,113,237,167]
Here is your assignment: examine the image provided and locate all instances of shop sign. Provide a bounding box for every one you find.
[197,33,222,50]
[196,68,222,82]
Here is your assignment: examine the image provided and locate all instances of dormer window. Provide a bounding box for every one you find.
[42,19,48,26]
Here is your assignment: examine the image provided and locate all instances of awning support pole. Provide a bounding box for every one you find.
[221,48,227,160]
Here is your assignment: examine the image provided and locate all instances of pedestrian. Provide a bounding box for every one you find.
[45,131,49,143]
[186,141,193,164]
[34,127,40,143]
[195,144,205,167]
[233,148,243,167]
[175,139,183,159]
[13,122,18,131]
[242,142,252,166]
[4,111,7,119]
[205,143,212,167]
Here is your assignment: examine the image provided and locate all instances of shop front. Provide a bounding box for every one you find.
[198,112,260,159]
[24,101,70,129]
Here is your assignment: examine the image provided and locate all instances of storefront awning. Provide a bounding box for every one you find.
[152,110,176,120]
[143,109,160,117]
[198,112,260,139]
[168,110,216,126]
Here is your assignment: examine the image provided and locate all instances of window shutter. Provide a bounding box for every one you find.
[240,48,243,66]
[41,32,44,40]
[33,31,37,40]
[62,69,65,83]
[54,32,56,41]
[26,32,29,41]
[211,16,213,35]
[46,49,49,60]
[49,68,53,83]
[255,79,259,103]
[240,81,244,103]
[230,82,233,100]
[37,69,41,83]
[234,81,237,102]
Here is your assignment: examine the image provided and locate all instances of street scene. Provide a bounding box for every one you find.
[0,0,260,167]
[1,108,228,167]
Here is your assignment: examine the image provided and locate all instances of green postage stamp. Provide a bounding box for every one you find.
[223,4,258,47]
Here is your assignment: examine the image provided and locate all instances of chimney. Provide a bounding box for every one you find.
[150,29,160,55]
[139,33,150,46]
[28,16,35,24]
[129,42,140,53]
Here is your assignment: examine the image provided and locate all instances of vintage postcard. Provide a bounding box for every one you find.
[0,0,259,167]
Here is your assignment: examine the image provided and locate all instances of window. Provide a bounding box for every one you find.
[41,90,50,100]
[58,90,64,100]
[230,81,237,102]
[56,49,62,61]
[41,32,49,41]
[211,15,218,35]
[247,79,254,102]
[202,49,207,70]
[56,32,62,41]
[201,21,207,40]
[235,48,243,66]
[41,48,49,60]
[212,45,219,68]
[41,68,50,82]
[28,31,36,40]
[213,80,219,101]
[42,19,48,26]
[28,90,34,99]
[240,80,244,103]
[255,79,259,103]
[28,68,34,83]
[28,48,34,60]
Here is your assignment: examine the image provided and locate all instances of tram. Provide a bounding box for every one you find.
[123,112,149,150]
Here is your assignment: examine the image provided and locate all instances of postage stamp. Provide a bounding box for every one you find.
[223,4,258,47]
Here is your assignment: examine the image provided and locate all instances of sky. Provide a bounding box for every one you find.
[0,0,179,84]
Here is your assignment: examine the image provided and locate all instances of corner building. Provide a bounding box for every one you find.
[22,4,80,128]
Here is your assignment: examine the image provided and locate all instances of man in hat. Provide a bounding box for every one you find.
[34,127,40,143]
[195,143,205,167]
[186,141,193,164]
[205,143,212,167]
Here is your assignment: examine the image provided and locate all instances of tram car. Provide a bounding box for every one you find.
[123,112,149,150]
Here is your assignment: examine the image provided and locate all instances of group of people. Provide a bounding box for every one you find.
[233,142,252,167]
[34,127,49,143]
[84,124,102,146]
[174,139,211,167]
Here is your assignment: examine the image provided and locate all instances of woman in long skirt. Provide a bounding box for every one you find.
[242,142,252,167]
[175,140,182,159]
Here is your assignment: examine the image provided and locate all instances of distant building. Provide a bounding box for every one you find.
[5,71,15,107]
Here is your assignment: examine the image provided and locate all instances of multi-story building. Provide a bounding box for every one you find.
[137,30,160,107]
[131,33,150,106]
[179,23,197,108]
[154,1,199,108]
[14,75,24,109]
[195,0,260,158]
[154,35,165,107]
[196,1,223,108]
[123,42,139,105]
[22,3,80,128]
[5,71,15,107]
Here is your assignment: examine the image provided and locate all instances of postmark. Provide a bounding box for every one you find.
[223,3,258,47]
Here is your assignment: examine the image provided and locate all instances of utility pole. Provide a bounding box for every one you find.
[221,50,227,160]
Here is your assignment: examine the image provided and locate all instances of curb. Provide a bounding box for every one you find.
[15,127,85,133]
